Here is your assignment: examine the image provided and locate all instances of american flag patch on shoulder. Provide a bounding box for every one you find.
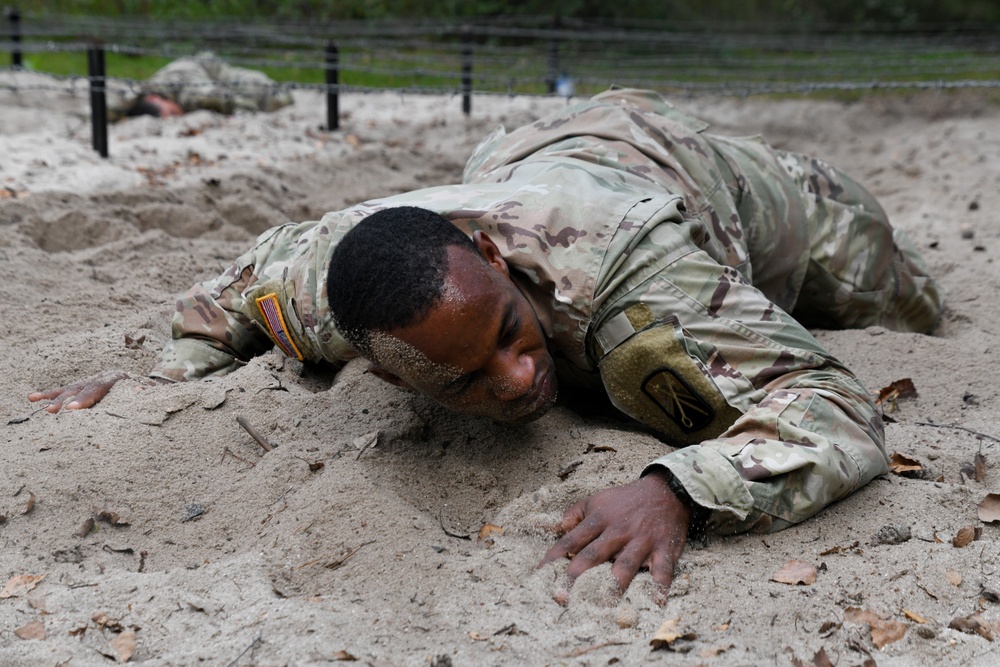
[255,293,304,360]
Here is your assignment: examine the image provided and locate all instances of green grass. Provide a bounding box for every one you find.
[13,40,1000,100]
[18,49,466,91]
[21,51,174,79]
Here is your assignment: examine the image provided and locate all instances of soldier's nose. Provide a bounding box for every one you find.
[490,353,536,402]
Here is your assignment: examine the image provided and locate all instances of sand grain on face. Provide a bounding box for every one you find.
[2,75,998,665]
[367,328,464,388]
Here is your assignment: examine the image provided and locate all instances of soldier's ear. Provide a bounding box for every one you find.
[472,230,510,279]
[366,362,415,391]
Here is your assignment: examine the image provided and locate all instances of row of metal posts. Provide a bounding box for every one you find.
[5,12,479,159]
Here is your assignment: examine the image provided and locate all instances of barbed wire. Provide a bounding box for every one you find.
[2,15,1000,102]
[7,66,1000,106]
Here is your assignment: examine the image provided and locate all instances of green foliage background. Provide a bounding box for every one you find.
[18,0,1000,27]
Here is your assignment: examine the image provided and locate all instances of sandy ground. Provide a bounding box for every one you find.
[1,69,999,666]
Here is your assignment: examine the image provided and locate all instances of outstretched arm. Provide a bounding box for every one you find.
[154,218,363,382]
[150,264,273,383]
[542,242,887,600]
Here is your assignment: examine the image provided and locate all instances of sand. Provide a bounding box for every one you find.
[1,68,999,666]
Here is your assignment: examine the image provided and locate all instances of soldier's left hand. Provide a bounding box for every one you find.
[537,468,691,604]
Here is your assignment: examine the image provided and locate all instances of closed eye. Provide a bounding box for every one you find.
[501,313,519,347]
[499,302,519,347]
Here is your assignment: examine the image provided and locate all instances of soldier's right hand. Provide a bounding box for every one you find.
[28,371,130,413]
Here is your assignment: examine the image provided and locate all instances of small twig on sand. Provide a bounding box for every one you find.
[916,421,1000,445]
[296,540,376,570]
[438,506,472,540]
[236,415,274,452]
[220,446,256,468]
[225,632,264,667]
[562,641,628,658]
[7,405,51,425]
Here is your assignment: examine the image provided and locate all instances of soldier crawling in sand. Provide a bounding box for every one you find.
[32,88,941,601]
[113,51,293,119]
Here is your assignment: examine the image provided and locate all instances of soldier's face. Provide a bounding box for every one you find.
[373,236,558,423]
[145,94,183,117]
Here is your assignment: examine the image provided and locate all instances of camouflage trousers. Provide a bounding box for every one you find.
[711,134,942,333]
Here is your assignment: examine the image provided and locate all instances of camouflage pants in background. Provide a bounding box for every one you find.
[712,134,941,334]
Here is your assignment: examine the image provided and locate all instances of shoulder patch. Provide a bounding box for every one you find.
[255,293,304,361]
[641,368,714,433]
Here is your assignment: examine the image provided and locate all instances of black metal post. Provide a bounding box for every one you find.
[461,26,472,115]
[325,41,339,131]
[87,43,108,158]
[6,7,21,67]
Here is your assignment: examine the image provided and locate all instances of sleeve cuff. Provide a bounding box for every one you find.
[643,445,756,522]
[151,338,246,383]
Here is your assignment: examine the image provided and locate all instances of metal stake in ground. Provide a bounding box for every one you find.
[5,7,21,67]
[461,25,472,115]
[87,42,108,158]
[325,41,339,131]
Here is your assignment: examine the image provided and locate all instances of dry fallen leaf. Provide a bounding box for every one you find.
[124,334,146,349]
[819,540,861,556]
[974,452,987,482]
[92,611,125,632]
[352,431,379,459]
[790,647,835,667]
[27,594,48,613]
[14,621,45,640]
[889,452,924,477]
[945,570,962,587]
[952,525,976,548]
[477,523,503,542]
[493,623,526,636]
[111,628,137,662]
[650,617,697,649]
[949,614,994,641]
[557,459,583,480]
[94,505,131,527]
[332,650,357,661]
[22,490,36,515]
[902,609,928,624]
[468,630,489,641]
[876,378,917,412]
[818,620,840,637]
[812,647,834,667]
[978,493,1000,523]
[700,643,734,658]
[770,559,817,585]
[0,574,46,599]
[76,517,96,538]
[844,607,907,649]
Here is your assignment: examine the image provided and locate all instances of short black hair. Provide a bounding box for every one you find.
[327,206,478,358]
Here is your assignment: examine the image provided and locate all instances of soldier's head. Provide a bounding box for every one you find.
[328,206,558,423]
[126,93,183,118]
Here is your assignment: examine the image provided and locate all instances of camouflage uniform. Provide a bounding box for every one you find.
[134,51,292,114]
[153,88,941,535]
